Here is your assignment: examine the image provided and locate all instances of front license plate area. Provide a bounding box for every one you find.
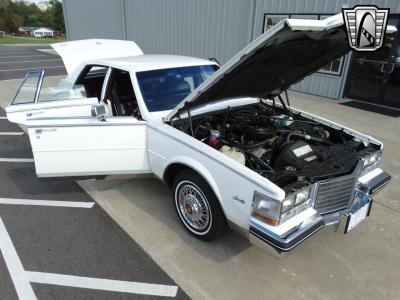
[345,201,372,234]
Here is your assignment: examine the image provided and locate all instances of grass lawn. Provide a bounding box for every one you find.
[0,36,67,45]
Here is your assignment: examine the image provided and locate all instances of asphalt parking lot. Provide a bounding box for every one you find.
[0,44,66,80]
[0,45,187,299]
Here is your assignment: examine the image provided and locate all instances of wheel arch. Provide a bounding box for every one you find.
[163,157,229,224]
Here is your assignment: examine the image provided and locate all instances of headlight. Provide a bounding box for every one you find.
[364,151,379,167]
[361,150,381,175]
[252,186,311,226]
[295,189,309,205]
[252,192,281,226]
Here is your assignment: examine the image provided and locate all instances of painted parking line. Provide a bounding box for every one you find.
[0,117,7,119]
[0,198,95,208]
[0,218,37,300]
[0,54,47,59]
[0,158,34,163]
[0,51,33,54]
[0,216,178,298]
[0,132,24,135]
[0,59,62,65]
[0,66,64,72]
[27,272,178,297]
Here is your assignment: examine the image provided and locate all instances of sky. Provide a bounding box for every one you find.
[15,0,55,10]
[24,0,47,3]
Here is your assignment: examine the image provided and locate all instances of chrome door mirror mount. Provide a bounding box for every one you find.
[91,104,107,121]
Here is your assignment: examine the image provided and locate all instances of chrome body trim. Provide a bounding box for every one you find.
[249,167,390,254]
[100,67,112,102]
[34,69,45,103]
[360,170,391,194]
[313,161,363,215]
[27,117,147,128]
[249,214,324,253]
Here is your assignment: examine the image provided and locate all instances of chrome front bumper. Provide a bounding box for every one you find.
[249,169,391,257]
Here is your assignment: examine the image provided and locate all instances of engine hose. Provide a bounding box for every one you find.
[286,132,331,145]
[222,130,299,150]
[221,138,269,150]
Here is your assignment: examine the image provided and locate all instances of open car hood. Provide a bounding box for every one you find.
[166,14,397,120]
[52,39,143,74]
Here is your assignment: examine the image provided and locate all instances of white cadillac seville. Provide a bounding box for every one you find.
[6,14,394,256]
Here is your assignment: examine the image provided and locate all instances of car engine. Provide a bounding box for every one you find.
[172,101,379,192]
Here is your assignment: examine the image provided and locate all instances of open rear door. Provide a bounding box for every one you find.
[6,70,98,125]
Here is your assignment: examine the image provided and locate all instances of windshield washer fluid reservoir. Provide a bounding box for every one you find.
[220,146,246,165]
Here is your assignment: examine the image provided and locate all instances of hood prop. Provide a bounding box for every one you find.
[186,102,194,136]
[274,90,292,117]
[277,94,287,110]
[284,90,292,117]
[171,102,194,136]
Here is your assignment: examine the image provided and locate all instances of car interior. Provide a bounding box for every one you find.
[105,68,142,119]
[75,65,108,100]
[76,65,142,119]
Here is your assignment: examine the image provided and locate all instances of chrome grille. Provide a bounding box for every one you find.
[314,174,357,214]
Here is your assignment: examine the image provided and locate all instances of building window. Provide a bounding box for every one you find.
[263,15,289,31]
[319,58,343,75]
[263,13,344,76]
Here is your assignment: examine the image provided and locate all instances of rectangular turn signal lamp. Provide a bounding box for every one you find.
[252,210,279,226]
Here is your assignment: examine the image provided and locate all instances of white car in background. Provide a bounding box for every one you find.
[6,14,394,256]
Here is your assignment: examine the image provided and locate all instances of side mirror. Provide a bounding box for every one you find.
[91,104,107,119]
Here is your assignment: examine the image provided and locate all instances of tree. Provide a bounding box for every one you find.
[0,16,5,31]
[27,14,40,27]
[0,0,11,10]
[8,13,23,33]
[0,0,65,34]
[39,9,53,27]
[51,0,64,32]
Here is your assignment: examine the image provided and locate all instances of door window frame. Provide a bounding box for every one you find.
[11,69,45,105]
[75,64,109,86]
[102,67,143,119]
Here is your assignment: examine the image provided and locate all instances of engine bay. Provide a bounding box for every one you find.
[172,101,380,192]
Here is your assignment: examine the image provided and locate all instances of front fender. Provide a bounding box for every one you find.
[163,156,223,204]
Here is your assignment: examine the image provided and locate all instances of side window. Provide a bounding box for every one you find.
[75,65,108,100]
[11,70,44,105]
[105,68,141,119]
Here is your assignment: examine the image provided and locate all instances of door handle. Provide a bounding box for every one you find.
[27,111,44,117]
[35,128,57,134]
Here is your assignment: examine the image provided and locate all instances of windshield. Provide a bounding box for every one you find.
[136,65,218,112]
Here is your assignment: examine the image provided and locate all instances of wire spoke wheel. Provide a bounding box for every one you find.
[176,182,211,232]
[173,169,227,240]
